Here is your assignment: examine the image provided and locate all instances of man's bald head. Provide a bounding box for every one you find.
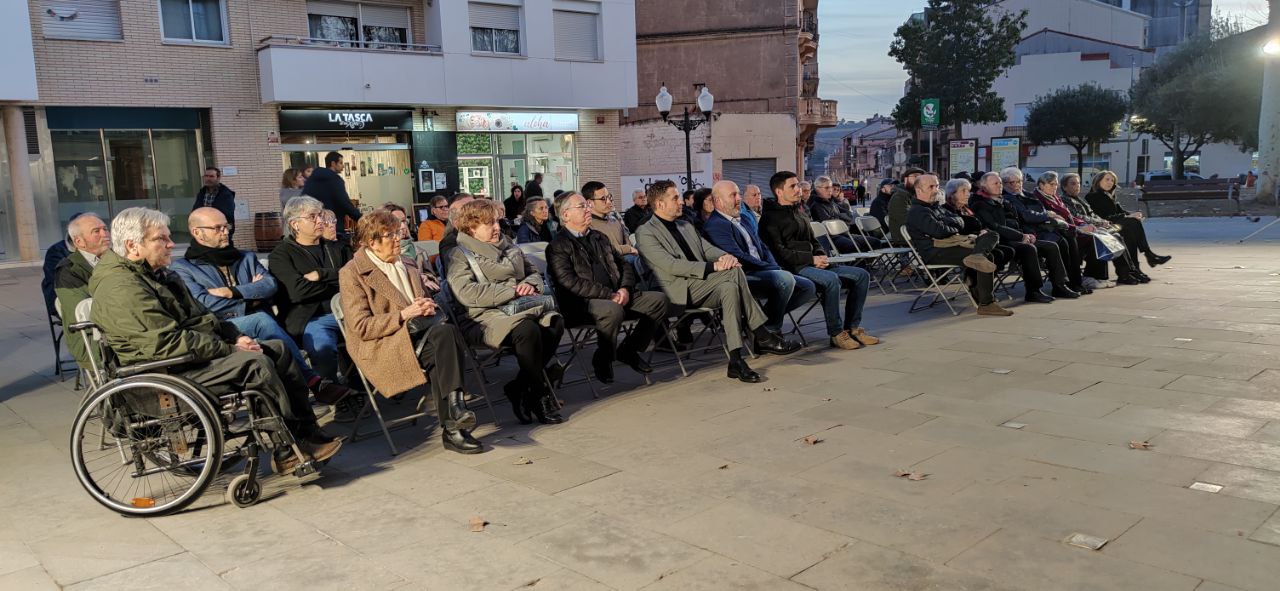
[710,180,741,216]
[188,207,230,248]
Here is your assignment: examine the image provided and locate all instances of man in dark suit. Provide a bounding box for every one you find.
[702,180,815,337]
[301,152,362,237]
[191,167,236,239]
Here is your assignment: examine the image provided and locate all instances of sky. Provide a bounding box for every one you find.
[818,0,1272,123]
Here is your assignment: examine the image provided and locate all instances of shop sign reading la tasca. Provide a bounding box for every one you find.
[278,109,413,132]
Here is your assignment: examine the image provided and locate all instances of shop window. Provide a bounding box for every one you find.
[469,2,521,54]
[160,0,227,44]
[307,1,411,50]
[553,4,600,61]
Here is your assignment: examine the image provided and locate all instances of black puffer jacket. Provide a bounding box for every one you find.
[905,201,964,258]
[546,229,636,307]
[970,193,1026,244]
[757,198,823,274]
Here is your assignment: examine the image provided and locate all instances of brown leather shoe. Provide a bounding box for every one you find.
[313,381,354,405]
[830,330,863,350]
[301,439,342,463]
[976,303,1014,317]
[962,254,997,273]
[851,328,880,346]
[271,450,305,474]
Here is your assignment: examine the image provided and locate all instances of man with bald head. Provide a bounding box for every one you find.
[172,208,352,403]
[54,213,111,369]
[703,180,815,336]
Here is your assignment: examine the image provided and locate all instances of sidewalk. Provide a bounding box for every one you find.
[1,218,1279,590]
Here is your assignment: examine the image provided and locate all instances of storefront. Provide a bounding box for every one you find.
[277,108,416,214]
[47,107,208,242]
[454,111,579,200]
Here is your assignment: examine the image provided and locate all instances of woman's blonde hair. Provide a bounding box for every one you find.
[455,199,504,235]
[282,168,301,189]
[353,210,401,247]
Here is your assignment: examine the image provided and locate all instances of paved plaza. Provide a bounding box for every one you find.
[2,217,1280,590]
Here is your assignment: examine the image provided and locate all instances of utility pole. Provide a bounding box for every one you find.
[1125,55,1135,186]
[1174,0,1193,44]
[1257,0,1280,203]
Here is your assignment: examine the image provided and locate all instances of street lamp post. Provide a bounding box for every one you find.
[656,85,715,193]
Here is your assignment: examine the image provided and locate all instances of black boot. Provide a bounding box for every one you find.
[443,390,476,431]
[441,427,484,454]
[727,359,763,383]
[504,381,533,425]
[1146,253,1171,267]
[526,385,564,425]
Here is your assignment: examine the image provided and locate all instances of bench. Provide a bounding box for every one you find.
[1137,178,1240,216]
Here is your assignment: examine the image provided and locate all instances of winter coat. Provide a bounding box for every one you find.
[756,198,823,274]
[1085,188,1131,223]
[623,206,651,233]
[970,193,1028,244]
[269,237,351,337]
[445,232,557,348]
[42,239,73,318]
[88,251,240,367]
[170,250,277,320]
[516,220,554,244]
[546,228,637,308]
[886,185,915,243]
[807,196,855,226]
[703,210,781,272]
[191,184,236,229]
[301,167,361,229]
[338,248,432,397]
[905,201,965,259]
[54,251,96,369]
[417,219,446,242]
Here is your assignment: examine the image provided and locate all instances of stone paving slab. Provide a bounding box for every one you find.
[3,218,1280,589]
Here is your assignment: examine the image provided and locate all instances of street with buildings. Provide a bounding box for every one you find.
[2,0,1280,590]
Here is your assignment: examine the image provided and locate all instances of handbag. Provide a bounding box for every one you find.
[457,244,558,317]
[1093,231,1125,262]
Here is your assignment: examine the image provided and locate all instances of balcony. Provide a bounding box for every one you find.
[799,9,818,62]
[802,62,819,98]
[257,36,445,105]
[799,98,838,128]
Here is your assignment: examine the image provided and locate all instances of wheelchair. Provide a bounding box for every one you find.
[66,299,319,517]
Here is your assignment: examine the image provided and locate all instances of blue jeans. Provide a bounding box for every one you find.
[746,269,817,333]
[796,264,871,337]
[302,313,341,382]
[229,312,317,382]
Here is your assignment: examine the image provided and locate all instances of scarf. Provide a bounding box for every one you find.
[367,249,415,304]
[184,242,242,267]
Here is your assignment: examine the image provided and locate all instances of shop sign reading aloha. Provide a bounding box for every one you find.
[455,111,579,133]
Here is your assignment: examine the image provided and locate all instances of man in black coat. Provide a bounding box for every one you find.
[301,152,362,237]
[524,173,544,201]
[192,167,237,239]
[622,189,651,233]
[547,191,667,383]
[999,169,1086,295]
[970,172,1070,302]
[904,174,1010,316]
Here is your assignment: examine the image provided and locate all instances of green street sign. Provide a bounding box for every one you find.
[920,98,940,130]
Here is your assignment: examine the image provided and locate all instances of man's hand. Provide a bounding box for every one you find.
[252,273,264,282]
[1022,233,1036,245]
[514,282,538,296]
[1130,212,1145,221]
[235,336,261,352]
[303,270,320,281]
[207,287,234,298]
[713,254,740,272]
[611,288,630,306]
[813,255,830,269]
[1079,224,1097,234]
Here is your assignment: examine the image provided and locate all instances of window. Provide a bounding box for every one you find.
[469,2,521,54]
[42,0,123,41]
[307,1,411,49]
[553,5,600,61]
[1012,103,1031,126]
[160,0,227,43]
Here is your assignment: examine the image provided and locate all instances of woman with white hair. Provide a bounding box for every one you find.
[943,178,1016,276]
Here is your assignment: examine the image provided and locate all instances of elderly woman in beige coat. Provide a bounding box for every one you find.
[446,199,565,425]
[339,210,484,454]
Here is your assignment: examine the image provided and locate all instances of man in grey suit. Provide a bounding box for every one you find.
[635,180,801,383]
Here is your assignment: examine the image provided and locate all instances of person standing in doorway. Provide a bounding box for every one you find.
[302,152,362,238]
[192,167,236,239]
[524,172,544,201]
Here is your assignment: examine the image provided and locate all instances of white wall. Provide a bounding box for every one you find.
[261,0,637,109]
[0,3,37,101]
[997,0,1147,47]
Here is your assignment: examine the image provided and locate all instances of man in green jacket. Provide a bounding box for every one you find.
[89,207,340,473]
[54,213,110,370]
[886,167,924,244]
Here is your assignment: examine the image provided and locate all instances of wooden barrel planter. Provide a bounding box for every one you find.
[254,212,284,253]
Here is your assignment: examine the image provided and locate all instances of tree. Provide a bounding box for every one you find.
[888,0,1027,136]
[1025,84,1128,177]
[1130,20,1263,179]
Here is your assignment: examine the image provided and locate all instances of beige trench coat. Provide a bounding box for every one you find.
[337,248,430,397]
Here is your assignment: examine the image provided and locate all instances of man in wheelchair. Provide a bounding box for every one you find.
[88,207,342,473]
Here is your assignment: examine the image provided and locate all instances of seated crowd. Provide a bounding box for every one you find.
[44,166,1167,468]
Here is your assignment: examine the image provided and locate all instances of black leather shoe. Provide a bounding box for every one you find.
[617,348,653,375]
[1051,286,1081,299]
[536,393,565,424]
[503,381,532,425]
[1146,253,1171,266]
[755,332,802,355]
[1025,292,1055,304]
[1067,283,1093,295]
[1134,271,1151,283]
[727,360,763,383]
[442,428,485,454]
[1116,274,1141,285]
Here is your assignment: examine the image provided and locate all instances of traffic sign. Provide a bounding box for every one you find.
[920,98,940,130]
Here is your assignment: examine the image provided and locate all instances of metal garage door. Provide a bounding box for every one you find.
[722,158,777,190]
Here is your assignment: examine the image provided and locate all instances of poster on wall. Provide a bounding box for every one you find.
[434,173,447,190]
[418,169,435,193]
[991,137,1021,172]
[948,139,977,178]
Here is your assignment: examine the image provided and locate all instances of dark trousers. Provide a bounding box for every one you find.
[568,291,669,364]
[505,316,565,384]
[1032,239,1069,288]
[923,233,998,305]
[1041,234,1083,287]
[1116,217,1153,267]
[178,339,317,435]
[414,323,466,402]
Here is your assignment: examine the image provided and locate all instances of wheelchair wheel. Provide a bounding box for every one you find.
[70,375,224,517]
[226,474,261,508]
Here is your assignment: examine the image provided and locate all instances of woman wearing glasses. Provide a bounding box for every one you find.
[270,196,354,391]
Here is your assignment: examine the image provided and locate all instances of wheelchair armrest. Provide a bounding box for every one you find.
[66,320,97,334]
[114,354,197,378]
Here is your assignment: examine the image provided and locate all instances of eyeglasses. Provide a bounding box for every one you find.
[431,205,448,210]
[590,194,614,202]
[563,204,589,212]
[194,225,230,233]
[318,219,336,226]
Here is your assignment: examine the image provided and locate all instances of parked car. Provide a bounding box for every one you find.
[1140,170,1205,184]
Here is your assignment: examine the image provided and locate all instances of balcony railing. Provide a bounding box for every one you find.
[800,98,838,127]
[801,9,819,43]
[257,35,441,53]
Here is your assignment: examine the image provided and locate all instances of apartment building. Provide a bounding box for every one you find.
[618,0,838,195]
[0,0,637,262]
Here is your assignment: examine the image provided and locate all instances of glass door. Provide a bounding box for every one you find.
[498,156,526,201]
[104,130,158,213]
